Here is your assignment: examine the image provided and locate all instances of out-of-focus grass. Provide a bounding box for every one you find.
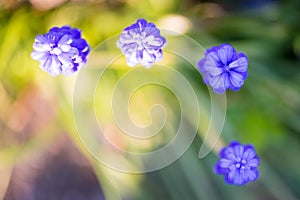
[0,0,300,199]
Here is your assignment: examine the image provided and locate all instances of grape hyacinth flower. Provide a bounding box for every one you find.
[198,44,248,94]
[31,26,90,76]
[117,18,167,68]
[215,141,260,186]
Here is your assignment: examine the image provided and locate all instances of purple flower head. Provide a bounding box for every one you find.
[117,18,167,68]
[31,26,90,76]
[198,44,248,94]
[215,141,260,186]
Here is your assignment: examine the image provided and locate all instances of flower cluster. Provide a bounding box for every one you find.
[198,44,248,94]
[197,44,256,185]
[31,26,89,76]
[215,141,260,185]
[117,18,167,68]
[31,20,258,187]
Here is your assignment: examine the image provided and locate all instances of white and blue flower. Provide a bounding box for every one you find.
[117,19,167,68]
[31,26,89,76]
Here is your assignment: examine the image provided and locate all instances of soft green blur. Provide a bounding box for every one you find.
[1,0,300,199]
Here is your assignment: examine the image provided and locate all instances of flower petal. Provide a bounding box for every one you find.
[58,54,73,67]
[223,147,236,161]
[206,51,221,65]
[227,169,243,185]
[209,75,225,94]
[38,53,51,66]
[62,66,77,76]
[208,66,224,77]
[247,157,260,168]
[233,144,244,158]
[229,71,244,88]
[218,158,234,168]
[64,47,79,58]
[33,42,51,52]
[209,73,229,94]
[60,44,71,52]
[31,51,46,60]
[242,145,256,160]
[229,56,248,73]
[43,55,61,76]
[141,49,156,67]
[35,35,49,43]
[154,49,163,62]
[217,44,235,65]
[244,169,259,181]
[137,18,147,31]
[58,34,72,46]
[126,53,139,67]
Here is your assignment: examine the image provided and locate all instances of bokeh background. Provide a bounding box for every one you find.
[1,0,300,199]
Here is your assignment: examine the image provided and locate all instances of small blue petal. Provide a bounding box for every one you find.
[31,51,46,60]
[229,56,248,73]
[233,141,244,157]
[206,51,221,65]
[223,147,236,161]
[245,169,259,181]
[58,34,72,46]
[227,169,246,185]
[218,44,236,65]
[247,158,260,168]
[218,158,234,168]
[242,145,256,160]
[35,34,49,44]
[43,55,61,76]
[209,73,229,94]
[58,54,73,67]
[229,71,245,90]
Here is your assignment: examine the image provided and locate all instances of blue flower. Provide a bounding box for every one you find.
[117,18,167,68]
[215,141,260,186]
[31,26,90,76]
[198,44,248,94]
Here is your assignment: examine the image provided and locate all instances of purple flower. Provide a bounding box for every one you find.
[117,18,167,68]
[198,44,248,94]
[31,26,90,76]
[215,141,260,186]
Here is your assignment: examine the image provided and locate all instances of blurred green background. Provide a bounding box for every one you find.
[1,0,300,199]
